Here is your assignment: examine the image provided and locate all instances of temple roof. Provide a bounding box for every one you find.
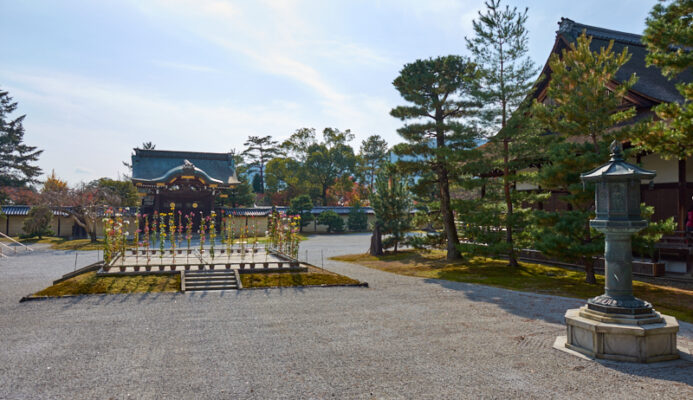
[537,18,692,105]
[131,149,239,186]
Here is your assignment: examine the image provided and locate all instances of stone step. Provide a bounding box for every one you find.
[186,275,236,281]
[185,285,238,291]
[183,270,240,292]
[185,270,237,276]
[186,279,236,284]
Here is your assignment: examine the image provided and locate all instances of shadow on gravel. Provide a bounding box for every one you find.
[428,278,693,385]
[596,356,693,386]
[423,278,584,325]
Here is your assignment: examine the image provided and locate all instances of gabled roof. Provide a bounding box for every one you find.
[131,149,239,187]
[536,18,691,105]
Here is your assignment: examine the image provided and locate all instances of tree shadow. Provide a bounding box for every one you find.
[423,277,693,385]
[423,277,583,325]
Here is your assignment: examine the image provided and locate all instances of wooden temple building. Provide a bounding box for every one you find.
[533,19,692,224]
[512,18,693,275]
[131,149,239,219]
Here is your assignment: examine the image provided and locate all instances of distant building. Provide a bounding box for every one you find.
[131,149,239,220]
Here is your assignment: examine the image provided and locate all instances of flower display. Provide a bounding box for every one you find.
[143,214,150,264]
[209,211,216,260]
[199,212,206,253]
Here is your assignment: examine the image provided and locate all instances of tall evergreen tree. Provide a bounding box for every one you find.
[0,89,43,189]
[288,194,314,232]
[465,0,538,267]
[531,33,637,283]
[242,135,281,194]
[358,135,389,192]
[370,167,412,253]
[391,56,481,260]
[631,0,692,230]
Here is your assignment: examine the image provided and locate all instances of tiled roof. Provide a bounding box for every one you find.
[554,18,691,104]
[131,149,239,186]
[1,205,69,217]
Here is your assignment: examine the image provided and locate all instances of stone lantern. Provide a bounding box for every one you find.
[557,141,680,363]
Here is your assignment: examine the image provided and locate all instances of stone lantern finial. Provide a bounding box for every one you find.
[609,140,623,161]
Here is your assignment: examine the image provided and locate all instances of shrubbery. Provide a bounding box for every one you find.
[317,210,344,233]
[21,205,54,239]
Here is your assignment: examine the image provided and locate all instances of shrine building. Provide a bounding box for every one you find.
[131,149,239,218]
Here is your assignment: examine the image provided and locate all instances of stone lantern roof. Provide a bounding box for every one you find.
[581,141,656,184]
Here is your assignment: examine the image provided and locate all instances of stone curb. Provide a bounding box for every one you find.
[19,282,368,302]
[240,282,369,290]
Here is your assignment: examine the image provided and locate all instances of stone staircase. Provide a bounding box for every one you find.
[183,270,241,292]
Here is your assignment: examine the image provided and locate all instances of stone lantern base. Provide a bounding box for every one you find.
[561,306,679,363]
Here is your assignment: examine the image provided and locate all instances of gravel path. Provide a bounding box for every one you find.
[1,234,692,399]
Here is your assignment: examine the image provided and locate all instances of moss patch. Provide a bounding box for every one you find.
[33,271,180,297]
[332,250,693,323]
[1,236,106,251]
[241,266,359,288]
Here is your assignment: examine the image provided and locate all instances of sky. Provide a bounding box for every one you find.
[0,0,656,185]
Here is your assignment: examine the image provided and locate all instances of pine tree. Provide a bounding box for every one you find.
[370,167,412,253]
[530,33,637,283]
[0,89,43,189]
[358,135,389,192]
[347,200,368,231]
[465,0,538,267]
[242,135,281,194]
[391,56,481,260]
[288,194,314,232]
[631,0,692,230]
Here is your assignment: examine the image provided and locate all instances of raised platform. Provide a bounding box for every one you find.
[562,306,679,363]
[100,247,307,274]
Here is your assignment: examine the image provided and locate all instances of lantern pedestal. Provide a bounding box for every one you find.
[557,141,681,363]
[562,307,679,363]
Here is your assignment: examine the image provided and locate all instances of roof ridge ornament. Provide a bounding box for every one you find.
[557,17,574,35]
[609,140,624,161]
[182,159,195,172]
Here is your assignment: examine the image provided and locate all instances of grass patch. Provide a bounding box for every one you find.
[332,250,693,323]
[33,271,180,297]
[240,266,360,288]
[1,236,105,251]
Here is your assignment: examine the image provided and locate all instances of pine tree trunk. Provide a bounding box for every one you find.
[369,224,383,256]
[678,158,686,231]
[584,257,596,284]
[503,138,518,267]
[438,168,462,261]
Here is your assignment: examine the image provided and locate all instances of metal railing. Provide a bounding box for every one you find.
[0,231,34,254]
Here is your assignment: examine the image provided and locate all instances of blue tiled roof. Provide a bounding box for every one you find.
[1,205,69,217]
[131,149,239,185]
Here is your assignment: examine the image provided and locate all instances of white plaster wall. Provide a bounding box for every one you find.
[640,154,693,184]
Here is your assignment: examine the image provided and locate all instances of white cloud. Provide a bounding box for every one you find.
[1,68,401,184]
[152,60,219,73]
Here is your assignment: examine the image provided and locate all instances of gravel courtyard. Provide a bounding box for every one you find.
[1,233,692,399]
